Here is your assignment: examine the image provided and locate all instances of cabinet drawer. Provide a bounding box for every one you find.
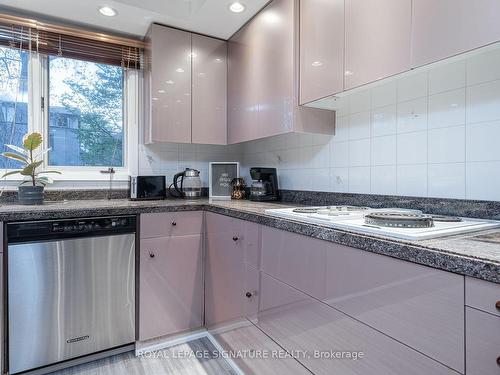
[466,307,500,375]
[140,211,203,238]
[466,277,500,317]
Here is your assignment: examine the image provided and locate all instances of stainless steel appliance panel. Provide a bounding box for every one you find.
[8,234,135,374]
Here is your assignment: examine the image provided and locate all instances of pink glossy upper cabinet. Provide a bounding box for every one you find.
[227,0,334,144]
[252,0,295,139]
[148,24,191,143]
[227,22,259,144]
[344,0,411,90]
[412,0,500,67]
[299,0,344,104]
[192,35,227,145]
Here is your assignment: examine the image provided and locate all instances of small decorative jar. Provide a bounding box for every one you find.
[231,178,246,200]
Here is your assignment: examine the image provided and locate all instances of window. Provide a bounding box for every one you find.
[0,17,141,183]
[48,56,124,167]
[0,46,29,170]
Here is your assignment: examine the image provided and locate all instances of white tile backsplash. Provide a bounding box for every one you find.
[466,80,500,124]
[397,72,428,102]
[466,48,500,86]
[428,163,466,199]
[348,167,371,193]
[428,126,465,163]
[397,131,428,165]
[237,47,500,201]
[397,98,428,133]
[371,135,396,166]
[348,111,371,140]
[466,120,500,162]
[428,89,466,129]
[371,105,397,136]
[428,60,466,95]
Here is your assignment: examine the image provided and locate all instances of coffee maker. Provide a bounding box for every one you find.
[249,167,279,201]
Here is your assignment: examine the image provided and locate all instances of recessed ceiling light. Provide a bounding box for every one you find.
[229,2,245,13]
[98,6,117,17]
[311,61,323,67]
[176,68,185,73]
[165,80,174,85]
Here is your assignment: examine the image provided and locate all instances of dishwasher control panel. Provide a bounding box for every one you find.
[7,216,137,242]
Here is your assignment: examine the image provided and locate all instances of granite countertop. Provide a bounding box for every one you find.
[1,198,499,284]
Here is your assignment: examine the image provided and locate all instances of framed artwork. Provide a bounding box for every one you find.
[209,162,240,200]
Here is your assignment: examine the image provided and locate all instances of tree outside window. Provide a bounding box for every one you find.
[48,56,124,167]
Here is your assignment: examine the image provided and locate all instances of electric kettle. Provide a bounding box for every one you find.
[169,168,202,198]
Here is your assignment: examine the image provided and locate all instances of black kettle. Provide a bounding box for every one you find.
[169,168,202,198]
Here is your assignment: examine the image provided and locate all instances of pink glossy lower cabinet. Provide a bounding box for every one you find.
[204,213,260,326]
[141,211,203,238]
[256,273,456,375]
[324,244,465,373]
[261,226,327,299]
[139,234,203,340]
[261,226,464,372]
[466,276,500,318]
[466,307,500,375]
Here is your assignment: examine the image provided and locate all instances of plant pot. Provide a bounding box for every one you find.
[18,185,44,205]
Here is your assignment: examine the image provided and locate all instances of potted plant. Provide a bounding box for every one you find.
[1,132,61,205]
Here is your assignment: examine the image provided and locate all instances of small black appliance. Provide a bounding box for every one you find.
[249,167,279,201]
[129,176,166,200]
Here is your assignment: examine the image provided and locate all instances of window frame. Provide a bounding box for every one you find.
[2,50,139,184]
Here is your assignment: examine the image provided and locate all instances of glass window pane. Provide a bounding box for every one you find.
[48,57,124,167]
[0,46,29,170]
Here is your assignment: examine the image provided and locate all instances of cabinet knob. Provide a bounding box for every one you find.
[495,301,500,310]
[171,221,177,226]
[233,236,239,241]
[149,252,155,258]
[245,292,253,298]
[497,356,500,367]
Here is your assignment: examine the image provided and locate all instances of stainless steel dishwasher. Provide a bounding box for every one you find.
[6,216,136,374]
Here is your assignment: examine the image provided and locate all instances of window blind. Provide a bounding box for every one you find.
[0,14,143,69]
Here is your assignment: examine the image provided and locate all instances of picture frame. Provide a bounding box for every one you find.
[209,162,240,200]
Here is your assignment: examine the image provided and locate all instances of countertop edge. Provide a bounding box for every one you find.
[1,201,498,284]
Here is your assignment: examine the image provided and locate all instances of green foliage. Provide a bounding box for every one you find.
[1,132,61,186]
[57,60,124,166]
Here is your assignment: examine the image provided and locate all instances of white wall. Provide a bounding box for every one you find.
[138,142,241,188]
[241,47,500,201]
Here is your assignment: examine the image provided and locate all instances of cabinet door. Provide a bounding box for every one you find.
[192,35,227,145]
[466,277,500,318]
[228,0,294,143]
[324,243,464,373]
[412,0,500,67]
[466,307,500,375]
[205,213,260,327]
[150,25,192,143]
[299,0,344,104]
[344,0,411,90]
[139,235,203,340]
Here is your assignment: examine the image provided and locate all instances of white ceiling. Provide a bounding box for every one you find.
[0,0,269,39]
